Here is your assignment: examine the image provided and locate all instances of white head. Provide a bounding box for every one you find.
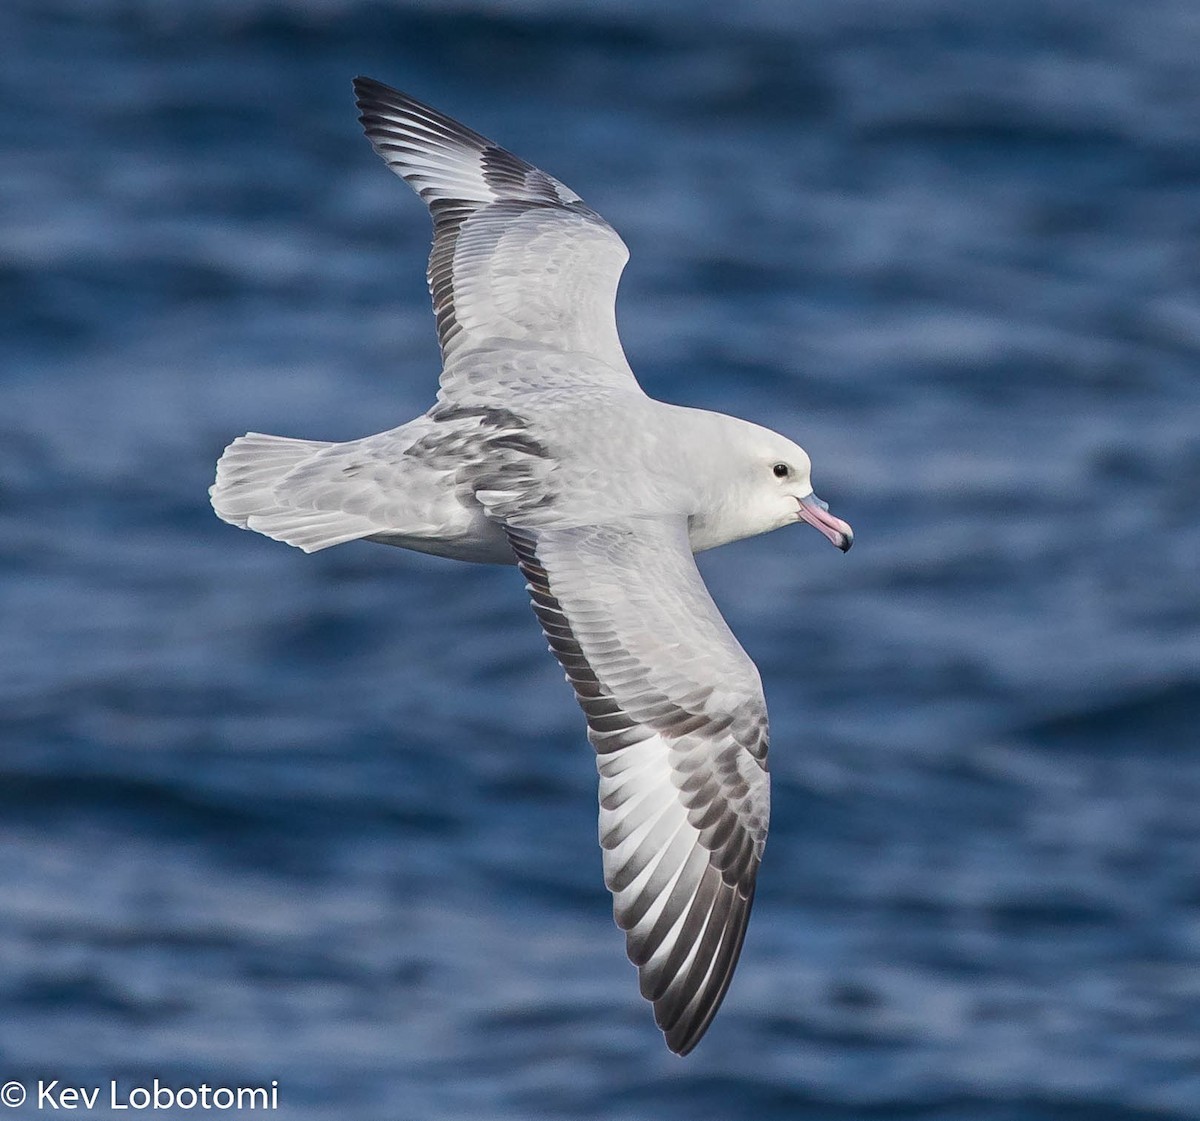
[694,417,854,553]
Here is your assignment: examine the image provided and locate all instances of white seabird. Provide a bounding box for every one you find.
[210,76,854,1055]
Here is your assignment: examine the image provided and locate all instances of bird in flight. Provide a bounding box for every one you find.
[211,77,853,1055]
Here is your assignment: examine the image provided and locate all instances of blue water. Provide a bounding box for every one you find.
[3,0,1199,1117]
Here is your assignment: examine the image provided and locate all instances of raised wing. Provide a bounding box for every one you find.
[353,78,639,395]
[507,520,770,1055]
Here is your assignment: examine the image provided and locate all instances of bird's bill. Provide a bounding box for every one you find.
[797,493,853,552]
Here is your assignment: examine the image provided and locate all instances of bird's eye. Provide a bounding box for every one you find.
[772,462,790,479]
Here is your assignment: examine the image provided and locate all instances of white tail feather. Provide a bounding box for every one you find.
[210,432,378,553]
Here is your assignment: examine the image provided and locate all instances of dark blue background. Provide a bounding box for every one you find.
[3,1,1199,1117]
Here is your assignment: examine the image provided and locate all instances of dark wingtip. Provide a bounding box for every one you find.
[352,75,383,133]
[352,74,383,98]
[658,883,756,1057]
[352,75,395,119]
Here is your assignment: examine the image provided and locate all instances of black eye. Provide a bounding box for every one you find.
[772,462,790,479]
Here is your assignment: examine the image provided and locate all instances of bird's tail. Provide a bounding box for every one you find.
[210,432,378,553]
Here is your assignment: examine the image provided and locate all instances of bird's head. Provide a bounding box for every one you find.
[741,427,854,552]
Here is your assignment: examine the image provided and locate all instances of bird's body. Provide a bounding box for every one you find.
[216,392,829,562]
[211,77,852,1055]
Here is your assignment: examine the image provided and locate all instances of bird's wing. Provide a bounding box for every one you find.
[354,78,640,397]
[507,519,771,1055]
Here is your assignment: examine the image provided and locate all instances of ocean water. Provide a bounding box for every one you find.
[3,0,1199,1117]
